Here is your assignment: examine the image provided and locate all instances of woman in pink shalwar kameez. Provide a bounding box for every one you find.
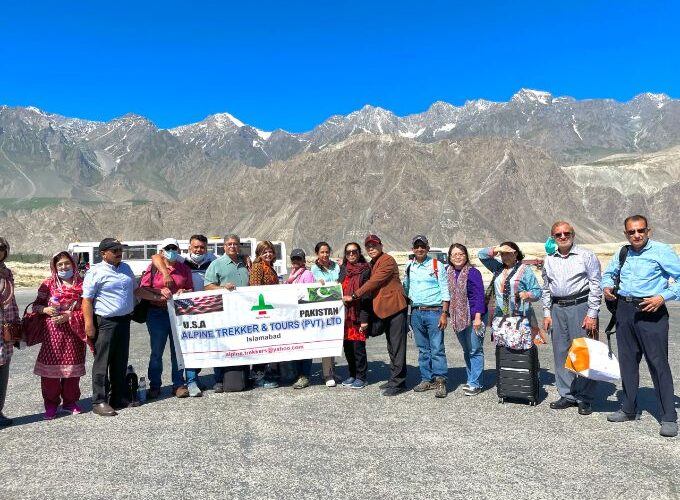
[32,252,89,419]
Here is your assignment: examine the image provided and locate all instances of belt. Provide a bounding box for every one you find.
[412,306,442,312]
[553,296,589,307]
[620,296,646,303]
[552,291,589,307]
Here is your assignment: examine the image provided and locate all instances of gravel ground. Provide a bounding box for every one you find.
[2,289,679,500]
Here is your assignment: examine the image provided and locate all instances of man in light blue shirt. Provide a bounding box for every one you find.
[82,238,137,417]
[602,215,680,437]
[403,235,450,398]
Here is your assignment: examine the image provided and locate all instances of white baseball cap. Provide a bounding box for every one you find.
[158,238,180,251]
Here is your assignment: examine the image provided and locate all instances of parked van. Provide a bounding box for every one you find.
[68,237,287,279]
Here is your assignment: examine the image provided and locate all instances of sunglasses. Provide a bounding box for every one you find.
[626,228,648,236]
[108,247,123,253]
[164,246,179,251]
[553,232,573,238]
[345,249,359,255]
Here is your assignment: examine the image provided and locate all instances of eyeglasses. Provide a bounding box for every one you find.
[626,228,648,236]
[553,232,573,239]
[345,249,359,255]
[450,253,466,258]
[109,247,123,253]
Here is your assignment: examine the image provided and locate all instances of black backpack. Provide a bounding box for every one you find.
[604,245,630,331]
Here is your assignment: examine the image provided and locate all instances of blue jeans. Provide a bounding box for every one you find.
[185,367,224,386]
[146,307,185,389]
[456,325,484,388]
[411,309,448,381]
[295,359,313,378]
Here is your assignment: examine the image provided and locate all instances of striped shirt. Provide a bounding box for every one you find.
[541,244,602,318]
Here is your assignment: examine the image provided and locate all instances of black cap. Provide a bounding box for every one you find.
[98,238,125,252]
[412,235,429,246]
[290,248,306,259]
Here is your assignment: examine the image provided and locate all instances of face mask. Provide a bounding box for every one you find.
[545,237,557,255]
[164,249,178,262]
[189,252,205,264]
[58,269,74,279]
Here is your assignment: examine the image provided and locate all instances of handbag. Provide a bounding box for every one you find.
[2,322,22,343]
[21,302,46,346]
[491,300,533,350]
[132,266,156,324]
[1,300,23,343]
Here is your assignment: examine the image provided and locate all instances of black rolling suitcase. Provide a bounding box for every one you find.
[496,344,540,405]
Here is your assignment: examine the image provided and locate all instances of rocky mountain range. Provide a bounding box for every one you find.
[1,89,679,254]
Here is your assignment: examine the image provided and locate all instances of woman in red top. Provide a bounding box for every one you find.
[136,238,193,399]
[33,252,90,419]
[338,242,372,389]
[249,241,280,388]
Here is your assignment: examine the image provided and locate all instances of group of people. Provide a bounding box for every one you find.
[0,214,678,438]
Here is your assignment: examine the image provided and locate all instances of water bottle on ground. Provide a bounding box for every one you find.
[137,377,147,403]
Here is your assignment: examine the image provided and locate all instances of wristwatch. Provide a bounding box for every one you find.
[442,311,450,317]
[351,293,358,300]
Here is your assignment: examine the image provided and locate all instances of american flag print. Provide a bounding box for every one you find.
[174,295,224,316]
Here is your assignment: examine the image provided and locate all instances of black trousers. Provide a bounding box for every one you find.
[616,300,677,422]
[343,340,367,380]
[378,308,408,388]
[92,315,131,405]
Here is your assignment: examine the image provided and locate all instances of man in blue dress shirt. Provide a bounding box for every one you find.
[403,235,450,398]
[82,238,137,417]
[602,215,680,437]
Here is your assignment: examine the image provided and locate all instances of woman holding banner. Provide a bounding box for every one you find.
[337,242,371,389]
[249,241,281,388]
[311,241,339,387]
[136,238,193,399]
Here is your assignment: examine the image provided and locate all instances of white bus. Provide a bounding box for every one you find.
[68,238,288,278]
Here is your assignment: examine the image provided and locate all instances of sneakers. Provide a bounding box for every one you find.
[44,407,58,420]
[173,386,190,398]
[293,376,310,389]
[63,404,82,415]
[413,380,434,392]
[325,378,337,388]
[255,377,279,389]
[607,409,639,422]
[187,382,203,397]
[660,421,678,437]
[434,378,447,398]
[213,382,224,393]
[350,379,367,389]
[341,377,356,387]
[464,386,482,396]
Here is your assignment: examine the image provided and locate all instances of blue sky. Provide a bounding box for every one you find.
[1,0,678,132]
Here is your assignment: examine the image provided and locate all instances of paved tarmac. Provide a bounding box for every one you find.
[2,289,679,500]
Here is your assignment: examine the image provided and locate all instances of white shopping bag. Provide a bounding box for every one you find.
[565,337,621,382]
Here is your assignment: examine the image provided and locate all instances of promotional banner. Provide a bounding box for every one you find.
[167,283,345,369]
